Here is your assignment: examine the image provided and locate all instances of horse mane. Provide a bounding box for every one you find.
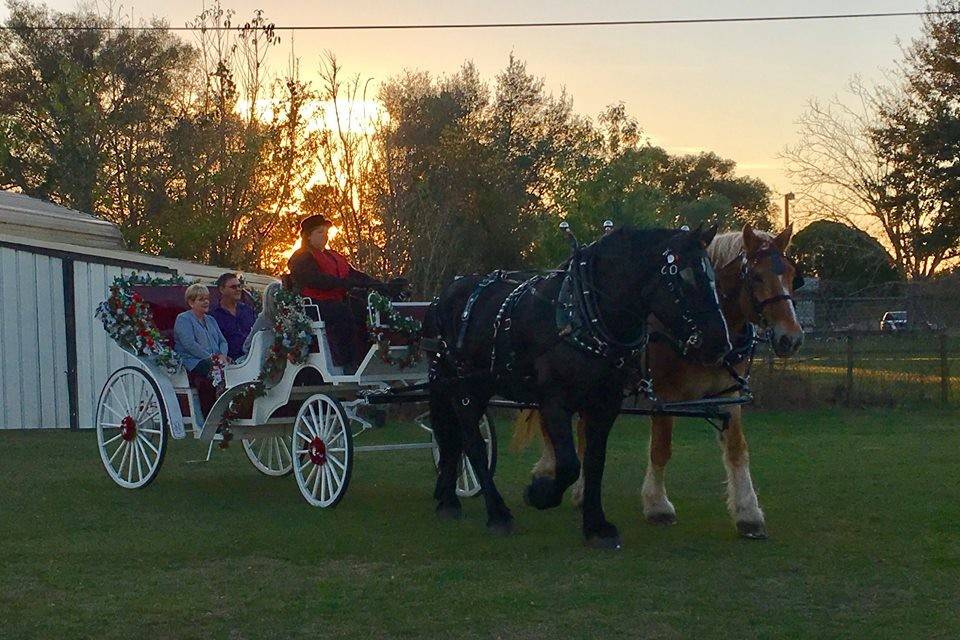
[707,229,776,267]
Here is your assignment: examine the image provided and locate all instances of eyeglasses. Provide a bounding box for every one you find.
[225,284,242,290]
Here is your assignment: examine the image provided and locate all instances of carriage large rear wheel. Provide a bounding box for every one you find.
[243,433,293,477]
[431,413,497,498]
[292,394,353,507]
[96,366,168,489]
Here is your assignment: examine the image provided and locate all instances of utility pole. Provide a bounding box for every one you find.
[784,192,795,228]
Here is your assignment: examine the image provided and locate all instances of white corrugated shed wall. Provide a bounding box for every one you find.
[0,246,69,429]
[73,261,167,430]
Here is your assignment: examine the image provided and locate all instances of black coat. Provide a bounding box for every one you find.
[287,247,380,294]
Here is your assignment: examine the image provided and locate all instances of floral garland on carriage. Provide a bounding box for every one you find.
[366,290,423,369]
[95,273,189,374]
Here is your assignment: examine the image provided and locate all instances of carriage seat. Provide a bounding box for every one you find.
[132,284,256,356]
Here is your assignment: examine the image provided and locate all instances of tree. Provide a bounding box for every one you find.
[791,220,901,293]
[784,2,960,279]
[871,0,960,278]
[0,0,194,229]
[155,3,319,272]
[375,58,594,293]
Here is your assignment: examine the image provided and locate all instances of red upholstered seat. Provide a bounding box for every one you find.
[132,285,256,349]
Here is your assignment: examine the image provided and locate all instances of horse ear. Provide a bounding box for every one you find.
[742,223,762,254]
[774,224,793,252]
[699,224,719,248]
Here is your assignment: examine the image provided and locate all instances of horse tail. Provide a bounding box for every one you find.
[509,409,543,453]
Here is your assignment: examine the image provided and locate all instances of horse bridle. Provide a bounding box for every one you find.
[645,248,720,355]
[738,246,798,326]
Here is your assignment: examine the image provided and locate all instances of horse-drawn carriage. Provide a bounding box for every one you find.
[94,282,495,507]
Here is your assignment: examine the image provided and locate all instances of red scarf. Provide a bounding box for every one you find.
[302,248,350,302]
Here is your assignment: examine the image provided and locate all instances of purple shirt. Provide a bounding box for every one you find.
[211,302,257,360]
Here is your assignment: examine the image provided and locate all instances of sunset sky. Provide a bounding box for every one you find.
[7,1,930,220]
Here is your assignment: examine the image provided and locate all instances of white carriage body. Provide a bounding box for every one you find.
[111,297,429,443]
[96,289,494,504]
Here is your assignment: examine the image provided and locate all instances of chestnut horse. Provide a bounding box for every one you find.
[524,224,803,539]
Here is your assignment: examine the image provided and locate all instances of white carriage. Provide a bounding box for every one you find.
[94,284,495,507]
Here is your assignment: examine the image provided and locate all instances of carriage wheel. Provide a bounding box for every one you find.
[96,366,168,489]
[243,433,293,477]
[292,394,353,508]
[431,413,497,498]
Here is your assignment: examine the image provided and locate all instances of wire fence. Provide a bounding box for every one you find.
[749,330,955,410]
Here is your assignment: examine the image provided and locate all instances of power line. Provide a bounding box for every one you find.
[1,10,958,32]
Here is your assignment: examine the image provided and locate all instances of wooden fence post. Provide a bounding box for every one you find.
[845,333,855,406]
[941,331,950,406]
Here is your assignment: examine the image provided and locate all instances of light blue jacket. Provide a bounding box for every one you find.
[174,311,228,371]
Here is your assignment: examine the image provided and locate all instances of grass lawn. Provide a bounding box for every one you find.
[2,408,959,639]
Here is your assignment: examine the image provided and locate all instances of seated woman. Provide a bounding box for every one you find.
[174,283,231,419]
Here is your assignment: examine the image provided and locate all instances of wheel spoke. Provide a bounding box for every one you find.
[256,438,267,460]
[101,423,122,429]
[328,455,346,473]
[117,441,130,473]
[303,461,318,487]
[102,401,126,421]
[267,437,274,469]
[307,404,321,437]
[137,433,159,456]
[134,439,144,481]
[102,432,123,447]
[139,428,162,435]
[320,402,330,438]
[109,439,126,464]
[313,463,323,498]
[324,464,337,499]
[296,430,312,443]
[118,376,134,418]
[138,406,160,424]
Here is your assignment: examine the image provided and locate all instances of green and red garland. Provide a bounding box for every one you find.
[366,291,423,369]
[95,273,189,374]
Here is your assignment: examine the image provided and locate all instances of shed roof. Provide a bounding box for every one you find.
[0,191,126,250]
[0,191,278,287]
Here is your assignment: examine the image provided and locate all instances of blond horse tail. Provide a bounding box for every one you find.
[509,409,543,453]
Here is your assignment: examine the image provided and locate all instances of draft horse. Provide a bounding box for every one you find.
[425,226,731,548]
[531,224,804,539]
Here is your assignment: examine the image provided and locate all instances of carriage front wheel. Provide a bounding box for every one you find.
[431,413,497,498]
[96,366,168,489]
[292,394,353,507]
[243,433,293,477]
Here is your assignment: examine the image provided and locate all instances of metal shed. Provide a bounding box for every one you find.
[0,191,277,430]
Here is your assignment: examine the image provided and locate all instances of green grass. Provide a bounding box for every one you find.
[2,409,959,639]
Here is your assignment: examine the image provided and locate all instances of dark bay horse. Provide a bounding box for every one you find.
[425,226,731,548]
[527,224,804,538]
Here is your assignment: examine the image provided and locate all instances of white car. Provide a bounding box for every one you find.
[879,311,908,332]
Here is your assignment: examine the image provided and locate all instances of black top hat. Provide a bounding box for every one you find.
[300,215,332,236]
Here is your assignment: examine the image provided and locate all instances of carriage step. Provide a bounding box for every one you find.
[354,442,435,453]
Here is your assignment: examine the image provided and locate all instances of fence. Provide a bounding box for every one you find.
[749,330,955,410]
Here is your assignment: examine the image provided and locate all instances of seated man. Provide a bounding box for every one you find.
[211,272,256,361]
[174,284,230,418]
[288,215,398,368]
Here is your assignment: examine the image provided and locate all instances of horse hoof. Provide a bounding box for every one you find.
[646,511,678,526]
[737,521,768,539]
[436,503,462,521]
[584,534,622,550]
[523,478,561,510]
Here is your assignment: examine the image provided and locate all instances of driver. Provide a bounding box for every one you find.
[287,215,396,368]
